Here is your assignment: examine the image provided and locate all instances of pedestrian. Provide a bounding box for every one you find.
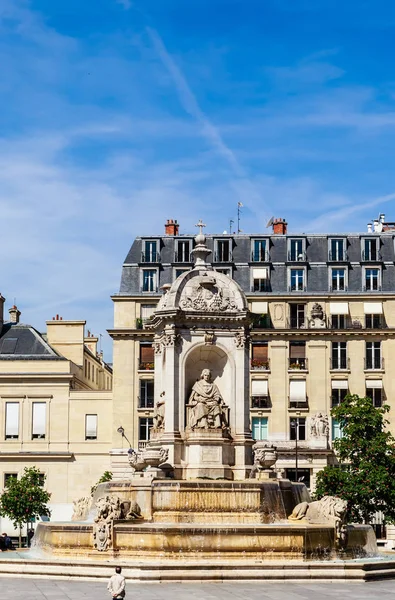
[2,533,12,550]
[27,528,34,547]
[107,566,126,599]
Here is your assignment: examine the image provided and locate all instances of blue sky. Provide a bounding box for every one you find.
[2,0,395,358]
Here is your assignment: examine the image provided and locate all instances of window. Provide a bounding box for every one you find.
[366,381,383,407]
[289,380,307,405]
[139,343,154,370]
[32,403,46,439]
[85,414,98,440]
[251,380,269,408]
[251,343,269,370]
[362,238,379,261]
[364,268,380,291]
[331,314,348,329]
[364,302,384,328]
[289,269,305,291]
[215,239,231,262]
[251,417,268,441]
[5,403,19,440]
[139,379,154,409]
[139,417,153,442]
[331,268,346,291]
[288,239,305,261]
[3,473,17,487]
[92,365,95,382]
[329,238,346,261]
[84,360,87,378]
[252,267,270,292]
[289,303,306,329]
[175,240,191,263]
[366,342,382,369]
[142,240,159,263]
[331,342,348,370]
[142,269,157,292]
[289,342,307,370]
[290,417,306,441]
[331,419,344,440]
[365,314,382,329]
[331,386,348,407]
[141,304,156,324]
[252,239,268,262]
[286,468,311,486]
[175,268,189,279]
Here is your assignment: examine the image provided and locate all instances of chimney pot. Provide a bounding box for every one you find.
[9,305,21,324]
[165,218,180,236]
[272,218,288,235]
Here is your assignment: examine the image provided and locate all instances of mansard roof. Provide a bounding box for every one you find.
[0,323,65,360]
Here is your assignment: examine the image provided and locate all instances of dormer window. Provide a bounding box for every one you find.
[288,239,306,261]
[142,240,160,263]
[252,239,269,262]
[329,238,346,261]
[175,239,192,263]
[362,238,380,261]
[215,239,232,262]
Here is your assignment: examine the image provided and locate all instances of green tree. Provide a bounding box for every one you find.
[314,394,395,524]
[0,467,51,548]
[90,470,112,496]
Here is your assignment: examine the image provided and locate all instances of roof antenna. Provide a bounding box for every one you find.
[237,202,243,233]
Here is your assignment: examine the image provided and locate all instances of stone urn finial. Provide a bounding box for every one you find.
[251,442,278,480]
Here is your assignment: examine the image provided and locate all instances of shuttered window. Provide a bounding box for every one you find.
[5,403,19,439]
[140,344,154,369]
[85,415,98,440]
[32,403,46,439]
[289,342,306,358]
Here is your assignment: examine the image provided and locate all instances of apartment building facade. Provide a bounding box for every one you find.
[0,299,113,526]
[110,216,395,490]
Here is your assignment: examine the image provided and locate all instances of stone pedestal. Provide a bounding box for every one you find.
[109,449,130,481]
[183,430,234,480]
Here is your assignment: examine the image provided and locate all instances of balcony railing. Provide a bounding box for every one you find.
[287,317,307,329]
[330,357,350,370]
[251,251,269,262]
[362,250,382,261]
[174,252,193,263]
[251,395,271,409]
[328,251,348,261]
[329,285,348,292]
[251,281,271,293]
[141,252,161,263]
[141,286,158,293]
[328,317,353,329]
[139,361,154,371]
[288,357,308,370]
[288,251,306,261]
[364,357,384,370]
[288,397,308,409]
[288,285,306,292]
[363,285,382,292]
[214,252,233,263]
[365,316,386,329]
[250,358,270,371]
[138,396,154,409]
[138,441,149,451]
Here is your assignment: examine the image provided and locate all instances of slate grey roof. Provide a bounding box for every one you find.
[0,323,65,360]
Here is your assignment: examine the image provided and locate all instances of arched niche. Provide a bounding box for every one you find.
[184,344,232,407]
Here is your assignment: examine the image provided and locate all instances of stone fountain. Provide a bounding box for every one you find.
[28,223,394,581]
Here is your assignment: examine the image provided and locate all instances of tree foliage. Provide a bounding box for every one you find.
[314,394,395,524]
[0,467,51,545]
[90,470,112,496]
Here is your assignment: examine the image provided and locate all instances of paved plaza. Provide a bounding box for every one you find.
[0,578,393,600]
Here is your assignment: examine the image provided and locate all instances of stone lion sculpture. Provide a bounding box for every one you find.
[288,495,348,542]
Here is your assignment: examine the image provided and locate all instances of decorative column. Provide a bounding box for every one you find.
[232,329,254,479]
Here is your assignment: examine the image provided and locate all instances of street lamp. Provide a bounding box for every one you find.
[290,411,301,482]
[117,426,132,448]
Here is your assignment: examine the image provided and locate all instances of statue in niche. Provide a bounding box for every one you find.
[310,413,329,438]
[188,369,228,430]
[153,391,165,430]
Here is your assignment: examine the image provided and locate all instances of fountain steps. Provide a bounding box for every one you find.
[0,556,394,581]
